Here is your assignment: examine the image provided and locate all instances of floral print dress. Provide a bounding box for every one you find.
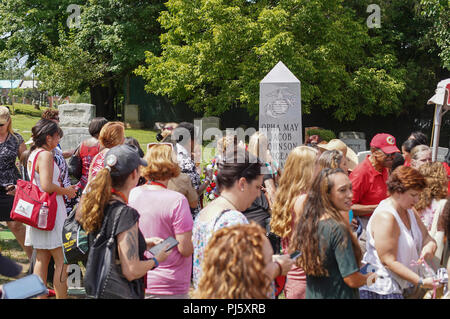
[192,209,248,289]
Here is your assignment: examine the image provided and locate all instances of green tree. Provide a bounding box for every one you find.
[136,0,407,121]
[0,0,164,117]
[420,0,450,70]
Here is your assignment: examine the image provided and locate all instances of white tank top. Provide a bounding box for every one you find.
[360,198,423,295]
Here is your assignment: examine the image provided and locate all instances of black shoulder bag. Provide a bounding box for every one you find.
[84,205,144,299]
[68,145,82,180]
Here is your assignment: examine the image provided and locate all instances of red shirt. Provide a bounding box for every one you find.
[349,155,389,217]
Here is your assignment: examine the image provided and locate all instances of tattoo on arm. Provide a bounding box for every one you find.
[125,227,139,261]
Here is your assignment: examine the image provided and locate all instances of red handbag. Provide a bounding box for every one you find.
[10,150,58,231]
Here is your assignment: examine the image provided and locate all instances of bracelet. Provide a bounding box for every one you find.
[274,261,282,277]
[417,277,423,288]
[151,257,159,270]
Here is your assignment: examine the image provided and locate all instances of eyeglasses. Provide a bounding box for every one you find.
[147,142,174,151]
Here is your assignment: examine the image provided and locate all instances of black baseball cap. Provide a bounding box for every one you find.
[104,144,147,177]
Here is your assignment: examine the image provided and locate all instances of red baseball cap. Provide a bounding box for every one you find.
[370,133,400,154]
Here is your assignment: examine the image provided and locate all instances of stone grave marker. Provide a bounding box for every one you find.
[195,116,221,140]
[58,103,96,151]
[124,104,143,129]
[259,61,302,169]
[339,131,367,154]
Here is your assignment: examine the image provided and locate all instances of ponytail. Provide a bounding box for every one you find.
[80,168,112,233]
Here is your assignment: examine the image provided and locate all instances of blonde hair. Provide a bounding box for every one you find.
[80,167,130,233]
[0,106,18,141]
[194,223,271,299]
[415,162,448,212]
[270,146,318,239]
[248,131,271,163]
[411,144,431,160]
[98,121,125,149]
[142,144,180,181]
[80,168,112,233]
[316,150,344,171]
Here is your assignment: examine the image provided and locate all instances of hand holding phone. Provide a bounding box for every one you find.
[360,263,377,275]
[148,236,179,256]
[290,251,302,260]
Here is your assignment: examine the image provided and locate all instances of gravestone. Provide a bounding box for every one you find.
[195,116,221,140]
[259,61,302,169]
[339,131,367,153]
[437,147,448,162]
[58,103,96,151]
[124,104,143,129]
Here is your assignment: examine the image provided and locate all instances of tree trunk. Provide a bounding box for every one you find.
[90,81,117,119]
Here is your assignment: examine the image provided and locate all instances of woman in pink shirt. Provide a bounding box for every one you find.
[129,143,194,299]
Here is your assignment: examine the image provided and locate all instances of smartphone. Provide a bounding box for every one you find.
[290,251,302,260]
[148,236,179,256]
[360,263,377,275]
[1,274,48,299]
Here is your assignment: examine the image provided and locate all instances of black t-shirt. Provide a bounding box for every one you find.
[89,200,147,261]
[242,174,272,229]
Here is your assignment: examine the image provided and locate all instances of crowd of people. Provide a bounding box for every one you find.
[0,104,449,299]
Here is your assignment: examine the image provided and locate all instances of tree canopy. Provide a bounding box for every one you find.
[136,0,448,121]
[0,0,165,117]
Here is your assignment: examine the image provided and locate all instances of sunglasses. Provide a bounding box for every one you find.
[377,149,396,159]
[147,142,174,151]
[0,123,4,127]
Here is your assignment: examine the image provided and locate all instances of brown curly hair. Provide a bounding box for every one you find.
[415,162,448,212]
[41,108,59,121]
[387,166,426,194]
[194,223,272,299]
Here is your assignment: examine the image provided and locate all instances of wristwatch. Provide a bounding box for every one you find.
[151,257,159,270]
[417,278,423,288]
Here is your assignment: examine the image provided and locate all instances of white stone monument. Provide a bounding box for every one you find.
[259,61,302,168]
[58,103,96,151]
[124,104,143,129]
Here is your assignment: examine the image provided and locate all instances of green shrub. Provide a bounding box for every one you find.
[307,128,336,142]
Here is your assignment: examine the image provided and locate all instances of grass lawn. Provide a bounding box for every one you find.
[2,103,160,149]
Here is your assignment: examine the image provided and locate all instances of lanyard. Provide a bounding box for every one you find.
[111,188,128,204]
[148,181,167,189]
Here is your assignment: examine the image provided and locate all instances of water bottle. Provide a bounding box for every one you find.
[38,202,48,229]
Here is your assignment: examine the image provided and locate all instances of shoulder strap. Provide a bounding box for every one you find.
[93,202,125,245]
[29,150,44,184]
[212,209,231,231]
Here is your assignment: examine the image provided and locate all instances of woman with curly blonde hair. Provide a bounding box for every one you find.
[194,223,283,299]
[414,162,448,265]
[270,145,318,299]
